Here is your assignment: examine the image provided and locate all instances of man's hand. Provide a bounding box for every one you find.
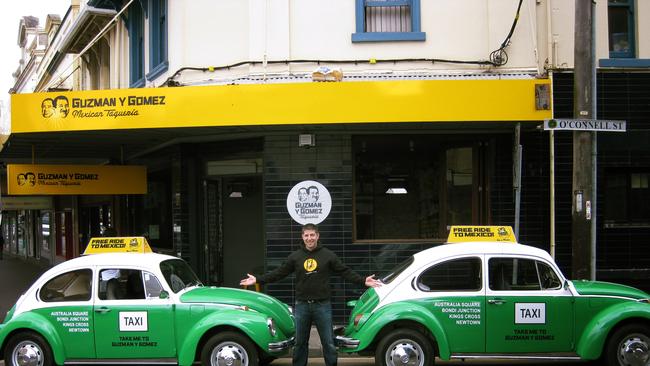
[240,273,257,286]
[365,275,382,288]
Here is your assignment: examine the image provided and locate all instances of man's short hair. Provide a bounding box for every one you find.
[302,223,319,233]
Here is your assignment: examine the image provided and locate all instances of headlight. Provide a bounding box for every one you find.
[267,317,277,337]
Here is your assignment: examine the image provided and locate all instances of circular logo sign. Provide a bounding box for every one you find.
[286,180,332,225]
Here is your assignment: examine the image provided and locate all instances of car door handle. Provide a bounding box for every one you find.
[488,299,506,305]
[95,307,112,314]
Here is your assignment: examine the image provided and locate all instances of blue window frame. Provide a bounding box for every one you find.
[608,0,635,58]
[353,0,425,42]
[128,1,145,87]
[147,0,168,81]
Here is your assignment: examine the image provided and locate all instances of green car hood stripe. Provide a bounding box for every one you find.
[572,280,650,299]
[180,287,294,335]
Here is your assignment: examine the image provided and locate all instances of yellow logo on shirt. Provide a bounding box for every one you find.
[304,258,318,272]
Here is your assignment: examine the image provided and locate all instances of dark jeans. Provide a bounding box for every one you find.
[293,300,337,366]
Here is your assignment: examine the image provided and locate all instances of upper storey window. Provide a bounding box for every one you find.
[147,0,168,81]
[352,0,426,42]
[128,1,145,87]
[608,0,635,58]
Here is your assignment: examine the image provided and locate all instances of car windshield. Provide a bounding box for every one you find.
[160,259,203,293]
[380,256,414,284]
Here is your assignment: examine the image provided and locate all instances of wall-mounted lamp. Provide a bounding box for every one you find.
[299,134,315,148]
[385,187,408,194]
[227,182,249,198]
[385,177,408,195]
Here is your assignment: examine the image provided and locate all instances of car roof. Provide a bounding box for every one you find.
[45,252,179,274]
[412,241,553,266]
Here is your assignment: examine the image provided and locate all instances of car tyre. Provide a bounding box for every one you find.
[201,331,259,366]
[605,324,650,366]
[375,328,434,366]
[4,331,53,366]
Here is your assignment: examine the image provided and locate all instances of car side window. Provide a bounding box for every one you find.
[98,269,146,300]
[489,258,541,291]
[143,271,164,298]
[537,261,562,290]
[40,269,92,302]
[417,257,482,292]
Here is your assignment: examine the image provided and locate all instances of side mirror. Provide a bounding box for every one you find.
[159,290,169,299]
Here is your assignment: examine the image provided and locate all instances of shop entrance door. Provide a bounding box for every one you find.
[204,176,264,288]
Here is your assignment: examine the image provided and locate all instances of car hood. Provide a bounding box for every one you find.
[572,280,650,300]
[180,287,294,335]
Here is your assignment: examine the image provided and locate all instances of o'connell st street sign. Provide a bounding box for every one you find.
[544,119,626,132]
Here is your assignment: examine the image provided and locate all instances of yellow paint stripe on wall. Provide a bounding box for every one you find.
[11,78,551,133]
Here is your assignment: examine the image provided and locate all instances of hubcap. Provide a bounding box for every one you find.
[618,333,650,366]
[385,338,424,366]
[210,341,248,366]
[12,340,44,366]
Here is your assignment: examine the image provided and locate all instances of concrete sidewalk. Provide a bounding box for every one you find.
[0,255,49,319]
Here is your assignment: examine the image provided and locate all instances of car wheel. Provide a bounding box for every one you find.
[606,324,650,366]
[4,331,53,366]
[201,331,259,366]
[375,328,434,366]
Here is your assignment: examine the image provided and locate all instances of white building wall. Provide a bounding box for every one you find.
[160,0,542,86]
[55,0,650,90]
[636,0,650,58]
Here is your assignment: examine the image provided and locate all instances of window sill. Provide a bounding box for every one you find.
[603,222,650,229]
[599,59,650,68]
[130,77,146,88]
[352,32,426,43]
[147,61,169,82]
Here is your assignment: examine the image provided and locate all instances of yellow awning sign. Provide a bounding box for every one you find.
[7,164,146,195]
[447,226,517,243]
[11,78,552,133]
[84,237,152,255]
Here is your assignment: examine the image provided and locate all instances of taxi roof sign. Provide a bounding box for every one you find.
[447,226,517,243]
[83,237,153,255]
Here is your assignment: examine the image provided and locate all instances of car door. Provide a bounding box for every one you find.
[32,268,96,359]
[485,256,574,353]
[93,267,176,359]
[417,256,486,353]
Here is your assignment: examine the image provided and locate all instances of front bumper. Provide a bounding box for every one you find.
[335,335,360,349]
[268,336,295,352]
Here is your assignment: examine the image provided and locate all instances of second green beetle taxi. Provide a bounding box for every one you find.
[336,226,650,366]
[0,237,294,366]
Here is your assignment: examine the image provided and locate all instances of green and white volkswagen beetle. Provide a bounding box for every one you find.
[336,226,650,366]
[0,237,294,366]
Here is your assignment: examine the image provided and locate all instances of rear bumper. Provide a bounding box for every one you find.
[268,336,295,352]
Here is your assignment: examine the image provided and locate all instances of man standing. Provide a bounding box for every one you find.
[240,223,381,366]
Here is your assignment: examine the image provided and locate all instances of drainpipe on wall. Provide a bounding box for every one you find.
[514,123,522,239]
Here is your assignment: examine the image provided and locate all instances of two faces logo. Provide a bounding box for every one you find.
[17,172,36,187]
[41,96,70,118]
[297,186,320,203]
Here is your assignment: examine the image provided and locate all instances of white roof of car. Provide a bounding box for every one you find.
[42,252,178,275]
[412,241,553,267]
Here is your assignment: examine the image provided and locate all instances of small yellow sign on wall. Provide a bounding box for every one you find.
[447,226,517,243]
[7,164,147,195]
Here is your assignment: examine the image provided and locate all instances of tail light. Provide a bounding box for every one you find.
[354,314,364,327]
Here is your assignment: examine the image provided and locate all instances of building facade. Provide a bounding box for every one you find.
[2,0,649,323]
